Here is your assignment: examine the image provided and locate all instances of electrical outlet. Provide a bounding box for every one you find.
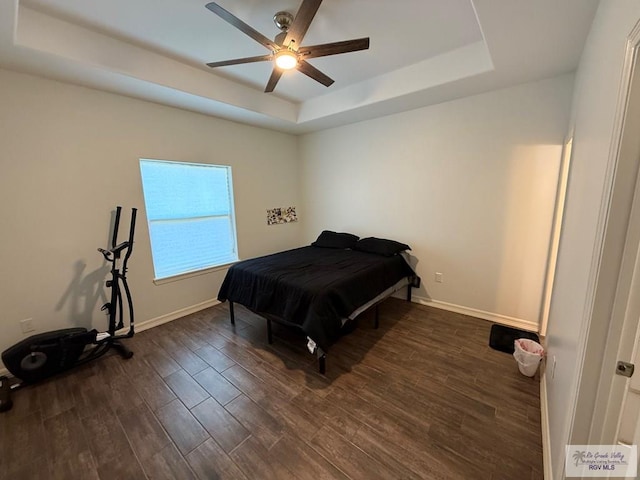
[20,318,35,333]
[435,272,443,283]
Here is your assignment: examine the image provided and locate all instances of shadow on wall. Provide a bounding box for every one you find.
[405,252,431,300]
[55,260,109,330]
[53,207,128,331]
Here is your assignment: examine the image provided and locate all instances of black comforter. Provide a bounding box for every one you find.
[217,246,415,352]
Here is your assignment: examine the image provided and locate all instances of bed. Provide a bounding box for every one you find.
[217,231,418,373]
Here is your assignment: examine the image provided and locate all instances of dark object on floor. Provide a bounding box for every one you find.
[0,376,12,412]
[489,324,540,354]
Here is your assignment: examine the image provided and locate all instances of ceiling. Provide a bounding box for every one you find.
[0,0,599,134]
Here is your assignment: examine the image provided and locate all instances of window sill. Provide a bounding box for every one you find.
[153,261,237,286]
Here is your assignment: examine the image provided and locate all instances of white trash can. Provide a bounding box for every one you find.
[513,338,544,377]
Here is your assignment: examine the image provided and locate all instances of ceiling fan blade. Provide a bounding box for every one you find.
[207,54,273,68]
[296,60,334,87]
[299,37,370,60]
[205,2,279,50]
[284,0,322,48]
[265,69,284,93]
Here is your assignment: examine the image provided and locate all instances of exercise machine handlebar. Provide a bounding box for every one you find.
[97,207,137,262]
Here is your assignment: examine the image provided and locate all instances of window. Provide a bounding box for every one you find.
[139,159,238,280]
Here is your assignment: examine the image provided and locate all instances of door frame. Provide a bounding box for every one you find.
[539,137,573,338]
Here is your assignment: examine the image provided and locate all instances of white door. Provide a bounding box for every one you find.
[618,341,640,445]
[586,21,640,451]
[613,165,640,446]
[598,42,640,447]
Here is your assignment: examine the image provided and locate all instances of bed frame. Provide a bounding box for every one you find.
[227,281,416,374]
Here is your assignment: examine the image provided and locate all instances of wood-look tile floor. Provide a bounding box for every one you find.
[0,299,543,479]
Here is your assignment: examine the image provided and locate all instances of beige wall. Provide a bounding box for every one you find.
[0,68,301,356]
[299,75,574,328]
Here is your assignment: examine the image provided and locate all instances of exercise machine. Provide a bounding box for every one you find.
[0,206,137,412]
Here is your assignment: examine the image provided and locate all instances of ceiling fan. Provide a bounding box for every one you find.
[204,0,370,93]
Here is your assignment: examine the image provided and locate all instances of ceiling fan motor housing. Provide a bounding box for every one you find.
[273,11,294,32]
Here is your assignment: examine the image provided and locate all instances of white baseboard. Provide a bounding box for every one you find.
[0,299,220,378]
[134,298,220,333]
[541,372,553,480]
[411,295,539,333]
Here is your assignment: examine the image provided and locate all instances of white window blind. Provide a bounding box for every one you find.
[139,159,238,280]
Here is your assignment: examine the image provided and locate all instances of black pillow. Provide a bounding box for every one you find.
[354,237,411,256]
[312,230,359,249]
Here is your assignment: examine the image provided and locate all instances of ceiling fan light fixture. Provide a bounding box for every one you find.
[275,49,298,70]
